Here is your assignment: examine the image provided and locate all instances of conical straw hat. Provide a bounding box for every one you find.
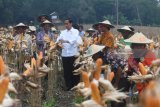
[124,32,153,44]
[117,26,133,32]
[93,20,114,30]
[84,44,105,57]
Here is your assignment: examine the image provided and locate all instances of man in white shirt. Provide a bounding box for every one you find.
[56,18,83,90]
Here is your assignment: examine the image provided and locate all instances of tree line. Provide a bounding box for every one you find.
[0,0,160,26]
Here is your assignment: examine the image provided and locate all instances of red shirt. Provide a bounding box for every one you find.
[128,50,156,71]
[128,50,156,92]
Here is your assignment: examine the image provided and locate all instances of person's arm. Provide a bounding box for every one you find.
[67,30,79,45]
[77,36,83,46]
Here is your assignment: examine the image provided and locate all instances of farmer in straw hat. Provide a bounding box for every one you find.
[85,28,96,37]
[14,23,32,52]
[51,27,59,42]
[93,20,115,49]
[37,14,51,23]
[91,20,115,64]
[36,20,54,54]
[117,26,134,48]
[112,32,156,107]
[115,26,135,59]
[14,23,32,72]
[28,26,36,41]
[126,32,156,69]
[82,28,96,50]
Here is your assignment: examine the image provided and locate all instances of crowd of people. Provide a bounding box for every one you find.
[0,14,160,107]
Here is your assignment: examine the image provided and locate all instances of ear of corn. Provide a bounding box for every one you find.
[0,77,9,104]
[91,82,101,104]
[109,72,115,82]
[50,41,55,46]
[146,80,156,90]
[82,71,90,87]
[23,68,32,77]
[0,56,5,75]
[149,42,154,50]
[31,58,36,68]
[93,58,103,80]
[96,58,103,67]
[8,40,14,49]
[138,62,147,75]
[39,51,43,60]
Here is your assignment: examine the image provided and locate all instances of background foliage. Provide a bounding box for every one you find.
[0,0,160,26]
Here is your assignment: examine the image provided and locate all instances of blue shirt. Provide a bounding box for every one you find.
[79,31,85,37]
[36,30,54,52]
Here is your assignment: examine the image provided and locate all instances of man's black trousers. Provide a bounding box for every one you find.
[62,56,80,90]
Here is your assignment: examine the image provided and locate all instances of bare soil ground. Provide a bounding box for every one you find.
[55,88,75,107]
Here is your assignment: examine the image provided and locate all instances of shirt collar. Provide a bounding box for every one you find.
[67,27,73,32]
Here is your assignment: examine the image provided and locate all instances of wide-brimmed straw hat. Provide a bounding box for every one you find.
[14,23,29,29]
[117,26,134,33]
[93,20,115,30]
[37,14,50,22]
[128,26,135,32]
[29,26,36,32]
[41,20,53,26]
[8,26,13,29]
[84,44,105,57]
[86,28,96,32]
[124,32,153,44]
[51,27,57,32]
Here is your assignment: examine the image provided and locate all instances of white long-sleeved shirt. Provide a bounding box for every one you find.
[56,27,83,57]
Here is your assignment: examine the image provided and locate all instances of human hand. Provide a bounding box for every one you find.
[44,36,51,42]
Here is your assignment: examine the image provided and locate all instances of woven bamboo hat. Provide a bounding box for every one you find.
[84,44,105,57]
[117,26,134,32]
[124,32,153,44]
[14,23,29,29]
[93,20,114,30]
[41,20,53,26]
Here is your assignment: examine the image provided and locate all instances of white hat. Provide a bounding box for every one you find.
[124,32,153,44]
[41,20,52,26]
[51,27,57,31]
[14,23,28,29]
[93,20,114,29]
[117,26,133,32]
[84,44,105,57]
[86,28,95,32]
[8,26,13,29]
[128,26,135,31]
[29,26,36,31]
